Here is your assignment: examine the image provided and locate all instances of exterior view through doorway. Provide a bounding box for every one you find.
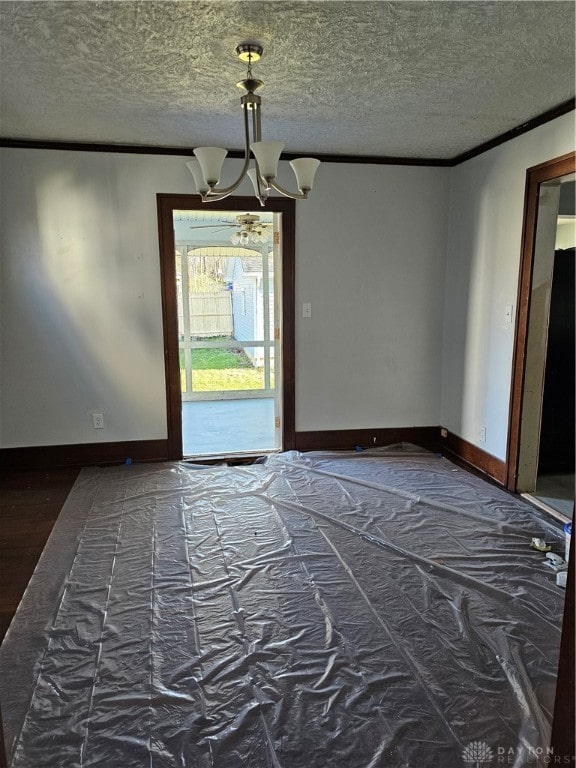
[157,195,296,459]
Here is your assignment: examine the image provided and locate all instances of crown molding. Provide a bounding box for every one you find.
[0,137,451,166]
[0,98,573,167]
[451,98,575,165]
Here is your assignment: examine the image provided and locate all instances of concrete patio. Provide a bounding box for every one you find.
[182,397,277,456]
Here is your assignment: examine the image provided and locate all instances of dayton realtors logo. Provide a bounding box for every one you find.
[462,740,573,766]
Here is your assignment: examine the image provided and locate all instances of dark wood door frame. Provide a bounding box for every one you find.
[157,194,296,459]
[505,152,575,763]
[506,151,575,492]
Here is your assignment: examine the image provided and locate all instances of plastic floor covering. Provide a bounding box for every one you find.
[0,450,567,768]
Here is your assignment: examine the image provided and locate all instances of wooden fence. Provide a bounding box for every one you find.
[179,292,233,337]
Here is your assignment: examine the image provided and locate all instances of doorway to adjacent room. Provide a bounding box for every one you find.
[507,152,575,520]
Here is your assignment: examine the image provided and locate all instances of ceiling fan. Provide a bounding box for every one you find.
[189,213,272,244]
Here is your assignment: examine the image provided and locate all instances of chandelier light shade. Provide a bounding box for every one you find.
[250,140,284,182]
[185,159,209,195]
[290,158,321,192]
[187,43,320,206]
[193,147,228,187]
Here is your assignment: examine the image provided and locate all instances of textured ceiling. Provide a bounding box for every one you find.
[0,1,574,159]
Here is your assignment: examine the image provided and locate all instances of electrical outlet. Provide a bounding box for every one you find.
[479,426,486,443]
[92,413,104,429]
[302,302,312,318]
[440,428,448,438]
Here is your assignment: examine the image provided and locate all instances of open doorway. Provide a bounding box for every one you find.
[507,152,575,520]
[158,195,295,459]
[176,210,278,455]
[532,182,574,517]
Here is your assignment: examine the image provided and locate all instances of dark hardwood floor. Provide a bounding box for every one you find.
[0,467,79,643]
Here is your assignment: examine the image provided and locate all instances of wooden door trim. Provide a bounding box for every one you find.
[505,151,575,491]
[157,194,296,459]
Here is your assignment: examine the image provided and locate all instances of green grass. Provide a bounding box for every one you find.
[179,344,268,391]
[191,347,252,370]
[188,368,264,391]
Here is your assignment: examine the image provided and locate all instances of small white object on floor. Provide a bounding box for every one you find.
[544,552,568,572]
[556,571,568,589]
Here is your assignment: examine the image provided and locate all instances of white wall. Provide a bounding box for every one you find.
[0,150,177,446]
[2,114,573,454]
[0,150,450,447]
[294,162,450,430]
[441,112,575,461]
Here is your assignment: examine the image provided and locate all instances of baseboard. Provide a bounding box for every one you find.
[0,439,169,470]
[440,431,507,485]
[294,426,440,452]
[293,427,507,487]
[0,431,507,486]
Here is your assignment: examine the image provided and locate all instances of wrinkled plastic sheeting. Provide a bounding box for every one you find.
[0,450,566,768]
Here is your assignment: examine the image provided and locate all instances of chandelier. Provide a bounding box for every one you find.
[230,214,270,245]
[186,43,320,206]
